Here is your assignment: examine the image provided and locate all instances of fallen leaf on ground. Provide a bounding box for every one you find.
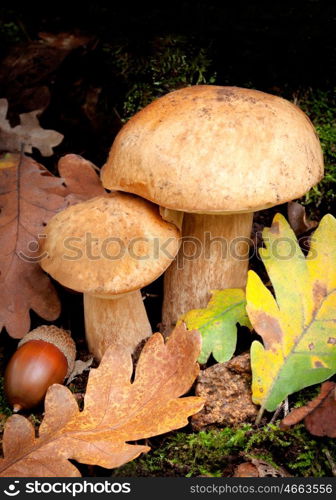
[246,213,336,415]
[250,458,291,477]
[181,289,251,363]
[234,458,290,477]
[0,45,66,101]
[281,381,336,437]
[0,153,67,337]
[5,86,51,115]
[38,32,92,51]
[0,153,104,338]
[66,358,94,385]
[82,86,103,128]
[0,99,63,156]
[233,462,259,477]
[0,324,204,477]
[287,201,318,236]
[0,33,91,110]
[58,154,105,202]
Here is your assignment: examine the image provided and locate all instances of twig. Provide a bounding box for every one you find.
[255,405,265,425]
[259,397,289,426]
[269,401,284,424]
[324,449,336,477]
[17,18,32,42]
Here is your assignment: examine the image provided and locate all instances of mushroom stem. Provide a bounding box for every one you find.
[162,212,253,335]
[84,290,152,361]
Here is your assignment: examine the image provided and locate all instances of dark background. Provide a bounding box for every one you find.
[1,1,335,88]
[1,1,335,164]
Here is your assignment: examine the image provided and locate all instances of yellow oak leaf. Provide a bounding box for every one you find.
[246,213,336,416]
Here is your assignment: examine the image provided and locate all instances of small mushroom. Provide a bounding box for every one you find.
[101,85,324,334]
[40,193,180,360]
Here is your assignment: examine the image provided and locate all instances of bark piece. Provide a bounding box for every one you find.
[191,353,258,430]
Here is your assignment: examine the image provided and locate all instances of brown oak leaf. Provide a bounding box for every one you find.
[0,152,104,338]
[66,358,94,385]
[0,99,63,157]
[287,201,318,236]
[281,381,336,437]
[233,462,260,477]
[38,32,92,50]
[0,153,67,337]
[58,154,105,203]
[0,34,88,113]
[0,324,204,477]
[234,459,290,477]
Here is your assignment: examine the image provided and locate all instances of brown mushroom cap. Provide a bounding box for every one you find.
[101,85,324,213]
[40,193,180,296]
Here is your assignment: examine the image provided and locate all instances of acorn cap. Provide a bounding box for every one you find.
[101,85,324,214]
[40,192,180,296]
[18,325,76,377]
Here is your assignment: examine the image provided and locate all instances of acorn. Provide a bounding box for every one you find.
[4,325,76,412]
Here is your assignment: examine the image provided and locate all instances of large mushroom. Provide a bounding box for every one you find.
[101,85,324,334]
[40,192,180,359]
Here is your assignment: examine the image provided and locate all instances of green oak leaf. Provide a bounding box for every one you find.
[180,289,252,363]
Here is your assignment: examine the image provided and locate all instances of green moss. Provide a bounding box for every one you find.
[0,377,12,434]
[111,426,251,477]
[0,378,12,417]
[111,423,336,477]
[104,35,215,121]
[298,88,336,213]
[111,386,335,477]
[27,413,42,427]
[0,20,24,44]
[291,385,320,409]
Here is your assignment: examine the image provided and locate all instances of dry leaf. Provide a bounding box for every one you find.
[38,32,92,51]
[0,99,63,157]
[0,324,204,477]
[234,458,290,477]
[0,153,67,337]
[58,154,105,203]
[250,458,291,477]
[82,86,103,129]
[233,462,259,477]
[0,44,66,96]
[287,201,318,236]
[281,381,336,437]
[0,32,90,102]
[305,385,336,437]
[5,86,51,115]
[66,358,94,385]
[0,152,104,338]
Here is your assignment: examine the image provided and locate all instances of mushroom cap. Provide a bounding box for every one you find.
[101,85,324,213]
[40,193,180,296]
